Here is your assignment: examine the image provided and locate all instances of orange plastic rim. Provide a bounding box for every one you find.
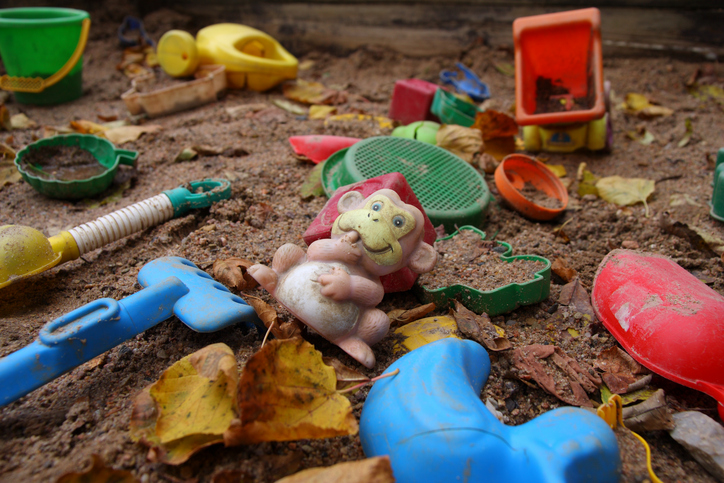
[494,154,568,221]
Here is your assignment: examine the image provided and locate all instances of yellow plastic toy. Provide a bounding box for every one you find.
[157,24,298,92]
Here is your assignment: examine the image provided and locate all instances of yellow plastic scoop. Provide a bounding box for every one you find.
[0,18,90,93]
[0,179,231,289]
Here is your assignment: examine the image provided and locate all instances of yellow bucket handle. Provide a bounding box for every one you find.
[0,18,91,93]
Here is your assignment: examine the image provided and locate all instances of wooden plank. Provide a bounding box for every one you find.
[171,2,723,59]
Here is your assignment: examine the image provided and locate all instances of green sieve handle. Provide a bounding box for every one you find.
[164,178,232,217]
[115,148,139,168]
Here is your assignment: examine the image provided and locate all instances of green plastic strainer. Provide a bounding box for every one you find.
[321,136,490,233]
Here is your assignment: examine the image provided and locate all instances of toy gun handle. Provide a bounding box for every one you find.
[0,276,188,407]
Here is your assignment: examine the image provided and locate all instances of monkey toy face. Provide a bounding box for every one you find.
[331,189,436,277]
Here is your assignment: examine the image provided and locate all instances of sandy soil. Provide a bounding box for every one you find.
[1,10,723,483]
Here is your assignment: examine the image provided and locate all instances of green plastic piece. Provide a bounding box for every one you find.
[14,134,138,200]
[0,8,89,105]
[430,89,482,127]
[391,121,441,145]
[321,136,490,234]
[164,178,232,217]
[414,226,551,316]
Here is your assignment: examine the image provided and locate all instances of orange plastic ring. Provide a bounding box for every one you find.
[494,154,568,221]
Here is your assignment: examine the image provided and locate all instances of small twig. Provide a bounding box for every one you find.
[261,319,274,348]
[337,368,400,394]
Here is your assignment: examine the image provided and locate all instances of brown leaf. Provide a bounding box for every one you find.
[261,452,305,481]
[213,258,259,291]
[224,338,358,445]
[451,300,511,351]
[435,124,483,163]
[283,79,347,105]
[472,109,519,141]
[323,357,370,391]
[551,258,577,283]
[275,456,395,483]
[478,152,500,174]
[211,469,255,483]
[482,136,516,161]
[387,303,436,327]
[245,297,302,340]
[621,389,674,431]
[596,347,650,394]
[557,278,596,323]
[510,344,601,407]
[56,454,138,483]
[0,105,11,131]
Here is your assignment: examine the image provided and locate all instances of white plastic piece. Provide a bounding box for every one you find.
[69,194,174,255]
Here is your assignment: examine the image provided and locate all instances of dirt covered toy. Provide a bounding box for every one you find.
[249,189,437,367]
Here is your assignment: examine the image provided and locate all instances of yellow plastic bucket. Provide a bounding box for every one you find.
[0,8,90,105]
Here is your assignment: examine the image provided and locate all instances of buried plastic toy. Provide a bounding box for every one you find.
[248,189,437,368]
[360,338,621,483]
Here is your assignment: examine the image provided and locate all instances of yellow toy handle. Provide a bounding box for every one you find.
[0,18,91,93]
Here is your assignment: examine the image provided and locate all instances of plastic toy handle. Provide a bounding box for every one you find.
[118,16,155,47]
[0,276,188,407]
[163,178,232,217]
[0,18,91,93]
[115,148,140,167]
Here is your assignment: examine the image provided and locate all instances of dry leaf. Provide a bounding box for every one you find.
[622,389,674,432]
[0,105,11,130]
[557,278,595,323]
[56,454,138,483]
[595,347,650,394]
[224,338,358,445]
[213,258,259,291]
[300,162,326,200]
[324,113,393,130]
[659,212,719,256]
[435,124,483,163]
[620,93,673,117]
[482,136,516,161]
[576,163,599,197]
[387,303,436,327]
[275,456,395,483]
[0,143,20,190]
[392,316,461,353]
[309,105,337,119]
[10,113,37,130]
[678,118,693,148]
[174,147,198,162]
[211,468,255,483]
[626,127,656,145]
[551,258,577,283]
[451,300,510,351]
[226,103,268,117]
[104,124,162,145]
[283,79,347,105]
[510,344,601,407]
[244,296,303,340]
[596,176,655,217]
[272,99,308,116]
[472,109,519,141]
[323,357,370,391]
[192,144,224,156]
[129,344,238,464]
[478,152,499,174]
[70,119,107,135]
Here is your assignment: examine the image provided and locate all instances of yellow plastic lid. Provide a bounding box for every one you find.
[157,30,199,77]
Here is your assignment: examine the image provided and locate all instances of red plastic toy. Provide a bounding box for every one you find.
[303,173,436,293]
[592,250,724,420]
[388,79,440,126]
[288,135,361,164]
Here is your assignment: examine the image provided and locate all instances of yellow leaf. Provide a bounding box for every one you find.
[567,328,580,338]
[309,105,336,119]
[678,118,693,148]
[392,316,460,353]
[104,124,162,145]
[272,99,308,116]
[283,79,345,105]
[546,164,567,178]
[0,143,20,190]
[620,93,673,118]
[276,456,395,483]
[435,124,483,162]
[471,110,519,141]
[70,119,107,135]
[626,128,656,145]
[151,343,238,443]
[324,113,393,130]
[596,176,655,216]
[56,454,138,483]
[174,147,198,162]
[224,338,358,445]
[577,162,599,197]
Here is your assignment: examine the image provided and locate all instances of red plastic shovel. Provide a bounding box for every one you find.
[592,249,724,419]
[288,135,360,163]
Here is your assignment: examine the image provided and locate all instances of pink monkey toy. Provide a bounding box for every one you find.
[248,189,437,367]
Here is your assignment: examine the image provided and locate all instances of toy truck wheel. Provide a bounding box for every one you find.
[523,125,541,151]
[587,114,608,151]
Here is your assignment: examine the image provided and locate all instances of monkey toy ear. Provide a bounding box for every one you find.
[337,190,365,213]
[407,243,438,274]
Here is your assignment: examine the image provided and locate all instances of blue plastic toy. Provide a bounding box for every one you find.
[118,16,155,47]
[440,62,491,102]
[0,257,261,406]
[360,338,621,483]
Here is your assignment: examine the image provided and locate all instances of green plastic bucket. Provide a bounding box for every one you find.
[0,8,90,105]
